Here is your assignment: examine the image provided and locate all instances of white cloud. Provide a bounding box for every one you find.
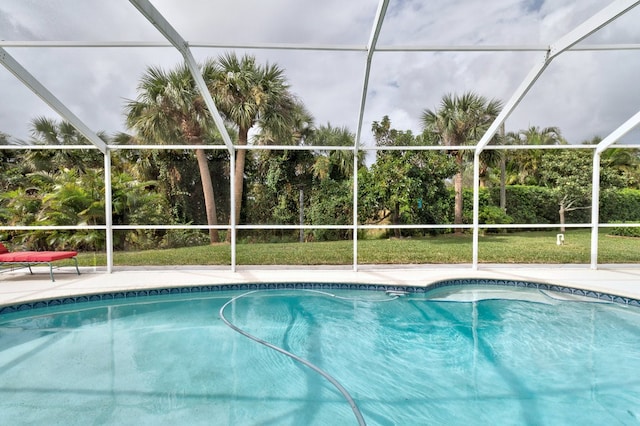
[0,0,638,147]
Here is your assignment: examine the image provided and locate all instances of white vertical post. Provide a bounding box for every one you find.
[230,152,236,272]
[590,152,601,269]
[104,149,113,273]
[353,145,359,271]
[352,0,389,272]
[472,151,481,269]
[131,0,238,271]
[590,109,640,268]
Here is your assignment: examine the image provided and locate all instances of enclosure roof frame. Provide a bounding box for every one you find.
[0,47,108,154]
[129,0,235,153]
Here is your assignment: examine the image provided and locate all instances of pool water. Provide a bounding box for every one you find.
[1,287,640,425]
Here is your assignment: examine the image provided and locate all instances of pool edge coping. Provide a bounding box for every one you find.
[2,278,639,316]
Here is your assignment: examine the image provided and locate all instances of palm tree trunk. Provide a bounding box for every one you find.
[233,149,246,224]
[454,154,464,234]
[393,202,401,238]
[228,127,248,242]
[479,168,487,188]
[195,149,219,243]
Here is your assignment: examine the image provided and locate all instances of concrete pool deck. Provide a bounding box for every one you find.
[1,264,640,307]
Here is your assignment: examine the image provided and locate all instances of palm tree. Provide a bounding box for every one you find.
[478,149,503,188]
[0,131,10,147]
[26,117,104,173]
[253,101,314,147]
[600,146,640,188]
[600,143,638,170]
[0,131,25,191]
[125,64,222,243]
[505,126,564,185]
[205,53,296,237]
[519,126,563,146]
[421,92,502,232]
[308,124,363,181]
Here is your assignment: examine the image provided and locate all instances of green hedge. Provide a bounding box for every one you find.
[457,186,556,225]
[488,186,557,224]
[608,223,640,238]
[454,186,640,225]
[600,188,640,222]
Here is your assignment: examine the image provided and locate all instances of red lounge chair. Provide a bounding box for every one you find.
[0,243,80,282]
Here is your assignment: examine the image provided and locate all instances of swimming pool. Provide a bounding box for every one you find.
[1,281,640,425]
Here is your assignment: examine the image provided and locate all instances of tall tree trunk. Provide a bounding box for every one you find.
[299,188,304,243]
[227,127,248,242]
[454,154,464,234]
[195,148,219,243]
[393,202,401,238]
[479,168,487,188]
[559,203,566,233]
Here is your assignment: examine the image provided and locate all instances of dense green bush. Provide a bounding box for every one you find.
[608,223,640,238]
[600,189,640,222]
[479,205,513,226]
[308,179,353,241]
[460,186,555,227]
[487,186,557,224]
[160,228,211,249]
[475,186,640,226]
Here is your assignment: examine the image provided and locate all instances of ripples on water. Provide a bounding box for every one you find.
[1,288,640,425]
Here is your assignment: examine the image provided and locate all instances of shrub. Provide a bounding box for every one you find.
[161,228,210,248]
[608,223,640,238]
[488,186,557,225]
[308,179,353,241]
[479,206,513,225]
[600,189,640,222]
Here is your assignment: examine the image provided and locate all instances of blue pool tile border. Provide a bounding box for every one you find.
[1,278,639,315]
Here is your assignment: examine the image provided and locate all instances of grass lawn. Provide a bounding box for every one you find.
[75,229,640,267]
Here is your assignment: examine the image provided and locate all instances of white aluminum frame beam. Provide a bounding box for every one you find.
[594,110,640,156]
[471,0,640,268]
[590,109,640,268]
[476,0,640,154]
[2,0,638,273]
[129,0,234,153]
[353,0,390,271]
[0,46,114,271]
[354,0,390,146]
[129,0,238,270]
[0,48,108,154]
[5,40,640,53]
[104,152,114,273]
[550,0,640,57]
[471,56,549,267]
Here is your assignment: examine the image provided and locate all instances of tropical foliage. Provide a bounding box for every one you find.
[422,92,503,232]
[360,116,455,237]
[205,53,299,237]
[124,63,226,243]
[1,57,640,253]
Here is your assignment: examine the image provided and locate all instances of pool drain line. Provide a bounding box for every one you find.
[219,290,367,426]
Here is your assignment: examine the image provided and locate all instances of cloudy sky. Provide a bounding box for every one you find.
[1,0,639,147]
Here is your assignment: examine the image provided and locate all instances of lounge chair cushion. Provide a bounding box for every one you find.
[0,251,78,263]
[0,243,77,262]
